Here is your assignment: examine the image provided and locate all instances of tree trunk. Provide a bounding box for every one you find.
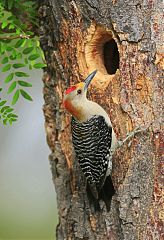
[38,0,163,239]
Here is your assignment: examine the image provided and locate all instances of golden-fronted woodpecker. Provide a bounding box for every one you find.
[63,70,117,211]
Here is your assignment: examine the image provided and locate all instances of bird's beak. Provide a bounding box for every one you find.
[84,70,97,91]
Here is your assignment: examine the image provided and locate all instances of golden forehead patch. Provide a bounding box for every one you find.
[77,82,84,88]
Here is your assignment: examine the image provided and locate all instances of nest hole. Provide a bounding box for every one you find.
[80,25,121,90]
[103,39,119,74]
[84,26,120,79]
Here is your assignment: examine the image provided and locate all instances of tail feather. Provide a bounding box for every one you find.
[99,175,115,211]
[86,183,101,211]
[86,175,115,212]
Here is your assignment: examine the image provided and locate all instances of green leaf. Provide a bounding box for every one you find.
[8,24,15,30]
[6,46,13,51]
[0,44,5,54]
[1,21,8,29]
[7,16,15,21]
[7,81,17,94]
[14,39,25,48]
[10,118,17,122]
[2,64,11,72]
[28,53,40,61]
[0,11,4,19]
[29,64,32,70]
[33,63,46,69]
[23,1,35,7]
[20,89,33,101]
[5,73,14,83]
[1,106,10,113]
[0,100,7,106]
[21,39,27,47]
[3,119,7,125]
[15,72,29,77]
[9,118,13,125]
[3,111,8,115]
[36,40,40,47]
[13,63,26,68]
[16,28,21,35]
[9,54,16,60]
[12,49,17,57]
[22,47,34,54]
[40,49,45,60]
[26,31,34,36]
[12,89,19,105]
[1,57,8,64]
[17,52,22,59]
[18,81,32,87]
[5,108,13,113]
[24,58,28,64]
[7,113,18,118]
[3,39,12,44]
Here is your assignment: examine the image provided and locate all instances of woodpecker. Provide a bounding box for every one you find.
[63,70,117,211]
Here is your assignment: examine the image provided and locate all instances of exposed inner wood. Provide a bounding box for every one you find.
[78,23,120,90]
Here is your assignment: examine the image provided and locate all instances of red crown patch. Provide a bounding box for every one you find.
[65,86,77,95]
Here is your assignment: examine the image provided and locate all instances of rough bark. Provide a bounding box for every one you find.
[38,0,163,239]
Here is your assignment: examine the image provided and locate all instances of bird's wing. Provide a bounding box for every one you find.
[71,116,112,190]
[89,115,112,188]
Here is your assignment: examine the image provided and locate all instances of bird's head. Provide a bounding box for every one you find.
[63,70,97,119]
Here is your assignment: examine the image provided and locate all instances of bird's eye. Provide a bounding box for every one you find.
[77,89,82,94]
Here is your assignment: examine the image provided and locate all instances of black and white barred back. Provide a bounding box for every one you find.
[71,115,115,211]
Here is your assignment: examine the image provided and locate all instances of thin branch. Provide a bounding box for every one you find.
[110,126,148,157]
[117,127,146,147]
[0,34,33,40]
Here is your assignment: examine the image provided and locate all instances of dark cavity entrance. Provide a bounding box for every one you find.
[103,39,119,74]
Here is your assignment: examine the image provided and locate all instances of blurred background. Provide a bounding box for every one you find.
[0,69,57,240]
